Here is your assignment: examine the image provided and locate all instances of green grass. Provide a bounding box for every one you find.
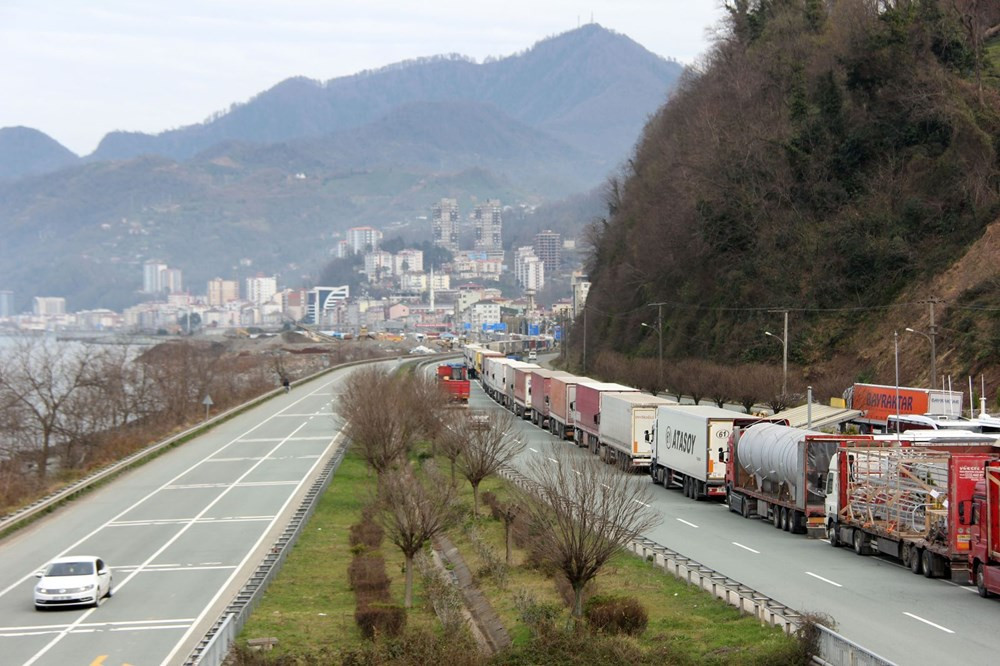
[237,449,800,663]
[236,450,438,657]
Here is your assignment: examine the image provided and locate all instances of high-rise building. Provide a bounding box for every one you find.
[346,226,383,254]
[163,268,183,294]
[394,249,424,275]
[246,275,278,305]
[207,278,240,306]
[572,271,591,318]
[432,198,460,254]
[514,246,545,292]
[143,260,168,293]
[473,199,502,253]
[364,251,393,282]
[534,230,562,273]
[0,290,13,318]
[33,297,66,316]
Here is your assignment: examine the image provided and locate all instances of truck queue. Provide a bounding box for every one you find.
[460,342,1000,601]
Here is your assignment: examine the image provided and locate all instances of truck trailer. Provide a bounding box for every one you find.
[573,382,638,453]
[529,370,571,427]
[501,360,537,411]
[844,382,964,432]
[548,374,584,441]
[512,365,541,419]
[652,405,779,502]
[826,444,999,579]
[726,423,870,533]
[598,392,675,470]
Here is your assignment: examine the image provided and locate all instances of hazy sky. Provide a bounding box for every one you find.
[1,1,728,156]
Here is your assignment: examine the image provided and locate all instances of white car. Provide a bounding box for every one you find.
[34,555,113,610]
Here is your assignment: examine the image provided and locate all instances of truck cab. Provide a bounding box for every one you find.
[968,462,1000,597]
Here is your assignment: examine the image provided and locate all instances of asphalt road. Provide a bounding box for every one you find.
[0,364,363,666]
[467,379,1000,665]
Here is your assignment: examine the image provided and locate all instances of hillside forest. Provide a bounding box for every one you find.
[578,0,1000,404]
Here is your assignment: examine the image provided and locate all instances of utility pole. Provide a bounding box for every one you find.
[765,310,789,396]
[582,305,587,374]
[927,299,939,390]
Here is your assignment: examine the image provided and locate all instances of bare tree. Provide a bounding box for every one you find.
[0,337,100,480]
[374,465,460,607]
[339,366,438,475]
[518,454,661,618]
[436,410,467,485]
[454,409,524,518]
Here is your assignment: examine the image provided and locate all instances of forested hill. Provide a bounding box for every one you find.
[581,1,1000,389]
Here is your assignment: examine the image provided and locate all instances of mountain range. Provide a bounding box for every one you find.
[0,24,682,312]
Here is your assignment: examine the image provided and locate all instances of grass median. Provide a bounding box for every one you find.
[236,448,805,664]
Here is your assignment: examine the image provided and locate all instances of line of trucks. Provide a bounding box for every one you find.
[462,343,1000,598]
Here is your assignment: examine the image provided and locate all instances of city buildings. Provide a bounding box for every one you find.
[0,290,13,318]
[207,278,240,306]
[33,297,66,316]
[246,275,278,306]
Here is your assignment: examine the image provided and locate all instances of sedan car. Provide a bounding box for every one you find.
[34,555,113,610]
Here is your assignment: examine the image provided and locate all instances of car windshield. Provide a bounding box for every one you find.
[46,561,94,576]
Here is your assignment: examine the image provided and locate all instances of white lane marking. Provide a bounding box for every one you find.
[676,518,699,528]
[22,393,345,666]
[805,571,842,587]
[573,470,581,476]
[529,447,539,453]
[601,484,611,490]
[164,481,299,490]
[0,618,197,638]
[238,436,331,442]
[903,612,955,634]
[632,499,651,507]
[732,542,760,554]
[548,457,558,464]
[115,565,237,574]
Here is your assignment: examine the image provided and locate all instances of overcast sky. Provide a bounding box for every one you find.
[0,1,728,156]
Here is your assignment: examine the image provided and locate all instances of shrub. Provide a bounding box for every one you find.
[341,628,482,666]
[584,595,648,636]
[350,520,385,549]
[513,588,562,637]
[355,602,407,640]
[348,554,391,595]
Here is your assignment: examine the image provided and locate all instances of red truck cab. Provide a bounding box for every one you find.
[437,363,470,404]
[968,461,1000,597]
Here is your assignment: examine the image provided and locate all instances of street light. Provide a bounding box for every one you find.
[905,327,937,390]
[640,321,663,388]
[764,330,788,396]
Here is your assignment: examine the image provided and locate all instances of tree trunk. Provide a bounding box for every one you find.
[472,480,480,518]
[572,583,584,618]
[404,553,415,608]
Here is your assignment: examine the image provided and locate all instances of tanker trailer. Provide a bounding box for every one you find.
[726,423,871,535]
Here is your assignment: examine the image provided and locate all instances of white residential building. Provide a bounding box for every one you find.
[246,275,278,305]
[143,260,168,293]
[347,226,382,254]
[514,246,545,291]
[394,249,424,274]
[33,297,66,316]
[364,251,393,282]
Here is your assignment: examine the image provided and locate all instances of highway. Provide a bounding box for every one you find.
[0,364,359,666]
[468,378,1000,665]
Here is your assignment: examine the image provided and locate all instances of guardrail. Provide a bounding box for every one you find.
[496,465,896,666]
[0,350,454,538]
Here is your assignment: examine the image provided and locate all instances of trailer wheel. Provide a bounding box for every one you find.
[976,563,991,598]
[781,507,791,532]
[741,496,751,519]
[828,524,839,547]
[922,550,936,578]
[910,548,923,574]
[852,529,868,555]
[772,506,782,529]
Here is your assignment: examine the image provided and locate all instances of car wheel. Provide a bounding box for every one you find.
[977,564,991,598]
[106,580,114,598]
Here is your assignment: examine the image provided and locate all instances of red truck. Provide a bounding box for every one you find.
[968,461,1000,597]
[844,382,964,432]
[436,362,470,404]
[827,444,998,579]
